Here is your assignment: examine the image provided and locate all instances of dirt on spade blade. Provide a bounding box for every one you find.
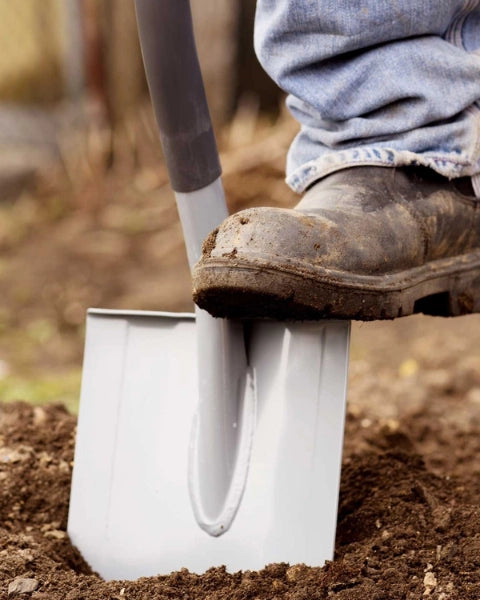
[2,318,480,600]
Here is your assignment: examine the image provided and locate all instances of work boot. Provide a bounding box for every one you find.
[192,166,480,320]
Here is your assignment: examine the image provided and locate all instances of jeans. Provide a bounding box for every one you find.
[254,1,480,193]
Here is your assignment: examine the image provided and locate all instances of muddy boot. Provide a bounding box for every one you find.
[192,166,480,320]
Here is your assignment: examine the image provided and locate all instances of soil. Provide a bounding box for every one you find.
[3,315,480,599]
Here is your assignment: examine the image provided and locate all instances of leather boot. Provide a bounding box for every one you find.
[192,167,480,320]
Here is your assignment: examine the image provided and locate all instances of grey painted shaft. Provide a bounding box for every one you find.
[134,0,221,192]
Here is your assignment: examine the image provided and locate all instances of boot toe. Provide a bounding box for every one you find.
[192,167,480,320]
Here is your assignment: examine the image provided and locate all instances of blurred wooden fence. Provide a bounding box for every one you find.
[0,0,280,125]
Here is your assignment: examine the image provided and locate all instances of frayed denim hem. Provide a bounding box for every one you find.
[286,147,480,194]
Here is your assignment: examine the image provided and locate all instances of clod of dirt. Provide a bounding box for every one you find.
[8,578,39,596]
[201,228,219,258]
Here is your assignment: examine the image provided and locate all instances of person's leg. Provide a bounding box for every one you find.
[192,2,480,320]
[255,0,480,193]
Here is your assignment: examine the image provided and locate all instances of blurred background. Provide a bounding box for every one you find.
[1,0,480,416]
[0,0,298,410]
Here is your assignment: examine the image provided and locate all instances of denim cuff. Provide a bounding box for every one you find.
[286,147,480,194]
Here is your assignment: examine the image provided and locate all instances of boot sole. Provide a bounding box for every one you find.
[193,251,480,320]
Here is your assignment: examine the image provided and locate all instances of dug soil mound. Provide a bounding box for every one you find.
[3,333,480,599]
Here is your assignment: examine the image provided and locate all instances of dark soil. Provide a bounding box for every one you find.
[3,332,480,599]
